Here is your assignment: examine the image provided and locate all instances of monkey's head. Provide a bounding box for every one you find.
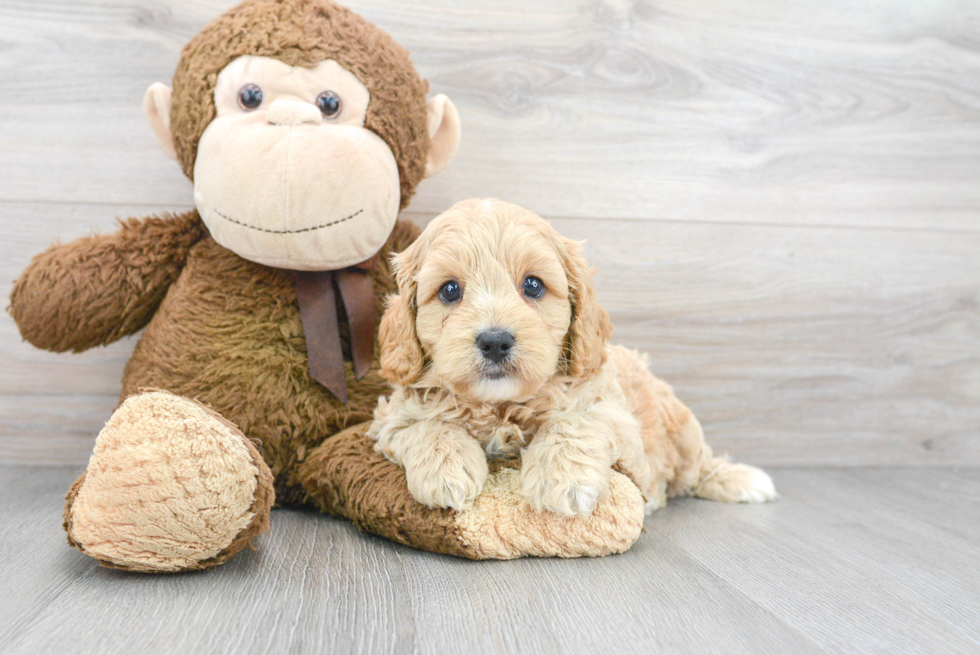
[144,0,460,271]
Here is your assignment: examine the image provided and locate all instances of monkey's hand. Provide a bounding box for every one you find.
[9,210,204,353]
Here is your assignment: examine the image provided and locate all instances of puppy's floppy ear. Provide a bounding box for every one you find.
[562,238,613,378]
[379,243,426,386]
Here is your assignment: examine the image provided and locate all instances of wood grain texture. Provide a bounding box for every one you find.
[0,0,978,229]
[2,205,977,465]
[1,465,977,654]
[1,0,978,466]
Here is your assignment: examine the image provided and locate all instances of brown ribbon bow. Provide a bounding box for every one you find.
[294,257,376,403]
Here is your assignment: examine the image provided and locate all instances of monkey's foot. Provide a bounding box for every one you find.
[64,390,275,572]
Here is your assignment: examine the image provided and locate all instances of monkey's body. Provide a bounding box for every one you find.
[118,215,418,504]
[11,208,414,488]
[9,0,649,571]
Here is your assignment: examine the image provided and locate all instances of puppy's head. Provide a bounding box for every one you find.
[379,199,612,403]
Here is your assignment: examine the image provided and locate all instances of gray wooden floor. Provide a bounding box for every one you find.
[1,465,977,655]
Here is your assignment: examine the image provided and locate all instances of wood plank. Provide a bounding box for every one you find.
[653,467,980,654]
[391,532,821,655]
[0,464,94,648]
[828,467,980,544]
[3,203,976,465]
[0,395,119,465]
[0,0,978,229]
[2,465,978,654]
[0,465,816,655]
[0,467,418,655]
[562,217,980,467]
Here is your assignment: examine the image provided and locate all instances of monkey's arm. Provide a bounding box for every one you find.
[9,210,205,353]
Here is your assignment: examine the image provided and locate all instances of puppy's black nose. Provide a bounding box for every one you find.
[476,329,515,364]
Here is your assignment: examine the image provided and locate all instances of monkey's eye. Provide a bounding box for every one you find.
[523,276,546,299]
[438,280,462,304]
[315,91,342,118]
[237,84,263,111]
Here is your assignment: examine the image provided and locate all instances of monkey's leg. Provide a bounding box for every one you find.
[297,423,645,559]
[64,390,274,572]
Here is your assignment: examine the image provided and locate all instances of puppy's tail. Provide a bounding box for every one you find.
[693,457,778,503]
[680,418,778,504]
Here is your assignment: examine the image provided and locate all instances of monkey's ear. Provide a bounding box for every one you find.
[143,83,177,160]
[424,94,460,177]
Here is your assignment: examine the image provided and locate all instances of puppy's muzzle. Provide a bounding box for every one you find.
[476,328,515,364]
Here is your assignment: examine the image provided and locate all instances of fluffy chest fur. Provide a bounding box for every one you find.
[372,367,617,459]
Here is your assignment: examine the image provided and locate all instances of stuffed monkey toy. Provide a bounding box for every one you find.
[9,0,645,571]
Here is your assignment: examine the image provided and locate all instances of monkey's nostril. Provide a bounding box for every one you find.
[476,329,515,364]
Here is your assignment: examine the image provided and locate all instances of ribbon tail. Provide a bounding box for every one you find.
[295,270,348,403]
[336,269,376,381]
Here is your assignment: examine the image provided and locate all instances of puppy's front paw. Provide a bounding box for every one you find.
[521,444,611,517]
[404,440,489,511]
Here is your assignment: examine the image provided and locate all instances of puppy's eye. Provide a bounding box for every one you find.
[438,280,462,304]
[238,84,263,111]
[315,91,342,118]
[523,276,546,299]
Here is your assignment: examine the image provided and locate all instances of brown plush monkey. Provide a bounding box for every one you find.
[10,0,644,571]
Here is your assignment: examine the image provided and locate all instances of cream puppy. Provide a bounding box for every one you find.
[369,199,776,516]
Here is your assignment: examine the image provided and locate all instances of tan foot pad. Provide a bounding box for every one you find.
[298,422,645,559]
[65,390,274,572]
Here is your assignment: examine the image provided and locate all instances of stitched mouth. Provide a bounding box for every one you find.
[212,208,364,235]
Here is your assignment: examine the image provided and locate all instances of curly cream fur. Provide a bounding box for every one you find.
[370,199,777,516]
